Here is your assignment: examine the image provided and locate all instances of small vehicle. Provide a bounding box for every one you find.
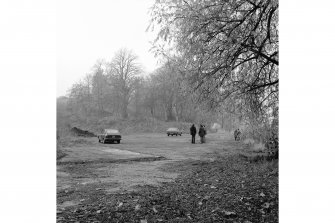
[167,128,182,136]
[98,129,122,144]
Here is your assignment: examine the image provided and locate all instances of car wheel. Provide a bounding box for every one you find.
[167,134,169,136]
[117,140,120,144]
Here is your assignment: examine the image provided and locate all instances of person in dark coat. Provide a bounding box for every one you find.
[234,128,241,141]
[199,125,207,143]
[236,129,241,141]
[190,124,197,144]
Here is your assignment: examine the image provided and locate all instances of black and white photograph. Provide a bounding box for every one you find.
[57,0,278,222]
[2,0,335,222]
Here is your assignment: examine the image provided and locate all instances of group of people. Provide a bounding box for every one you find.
[190,124,207,144]
[189,124,242,143]
[234,128,241,141]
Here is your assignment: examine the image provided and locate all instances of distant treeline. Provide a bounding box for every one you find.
[64,49,217,126]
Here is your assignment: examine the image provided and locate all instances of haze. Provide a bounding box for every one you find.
[57,0,158,97]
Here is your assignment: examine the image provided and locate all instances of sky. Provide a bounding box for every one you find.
[57,0,159,97]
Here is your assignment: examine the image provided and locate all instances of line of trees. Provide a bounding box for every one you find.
[66,48,213,124]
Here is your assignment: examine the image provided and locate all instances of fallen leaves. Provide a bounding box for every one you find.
[262,202,271,209]
[117,201,123,208]
[223,210,237,217]
[135,204,141,211]
[57,155,278,223]
[203,195,210,200]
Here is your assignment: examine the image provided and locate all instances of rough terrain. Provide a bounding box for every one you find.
[57,131,278,222]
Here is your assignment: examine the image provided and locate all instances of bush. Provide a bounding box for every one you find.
[239,122,278,160]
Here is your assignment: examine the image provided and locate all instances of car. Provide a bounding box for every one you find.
[98,129,122,144]
[167,128,182,136]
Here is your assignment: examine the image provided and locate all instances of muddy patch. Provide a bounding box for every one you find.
[58,200,80,209]
[96,160,180,192]
[57,156,167,165]
[70,127,96,137]
[102,148,144,156]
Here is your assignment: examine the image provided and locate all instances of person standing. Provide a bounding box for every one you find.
[199,125,207,143]
[236,128,241,141]
[190,124,197,144]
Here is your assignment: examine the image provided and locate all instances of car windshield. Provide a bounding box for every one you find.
[167,128,178,131]
[105,129,120,134]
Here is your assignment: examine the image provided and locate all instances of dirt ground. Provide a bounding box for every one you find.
[57,131,278,222]
[57,131,242,209]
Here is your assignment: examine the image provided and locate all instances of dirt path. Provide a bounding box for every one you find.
[57,131,242,209]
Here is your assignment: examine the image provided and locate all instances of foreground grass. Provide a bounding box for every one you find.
[57,155,278,223]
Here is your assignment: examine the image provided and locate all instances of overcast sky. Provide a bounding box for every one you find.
[57,0,159,97]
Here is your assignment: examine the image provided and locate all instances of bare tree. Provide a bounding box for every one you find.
[108,48,142,119]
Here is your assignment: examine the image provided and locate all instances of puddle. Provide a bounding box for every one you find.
[102,148,143,156]
[105,187,123,194]
[57,171,70,177]
[78,178,97,185]
[58,200,80,208]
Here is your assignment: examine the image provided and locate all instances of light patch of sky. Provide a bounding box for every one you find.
[57,0,160,97]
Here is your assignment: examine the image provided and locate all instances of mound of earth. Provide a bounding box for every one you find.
[70,127,96,137]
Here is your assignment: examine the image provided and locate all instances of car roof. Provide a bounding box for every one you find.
[167,127,178,130]
[105,129,120,134]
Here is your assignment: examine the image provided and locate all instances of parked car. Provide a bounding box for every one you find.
[98,129,122,144]
[167,128,182,136]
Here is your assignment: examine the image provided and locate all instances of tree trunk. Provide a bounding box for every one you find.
[173,104,179,122]
[166,104,175,121]
[163,105,168,121]
[150,107,154,117]
[121,97,128,119]
[122,105,128,119]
